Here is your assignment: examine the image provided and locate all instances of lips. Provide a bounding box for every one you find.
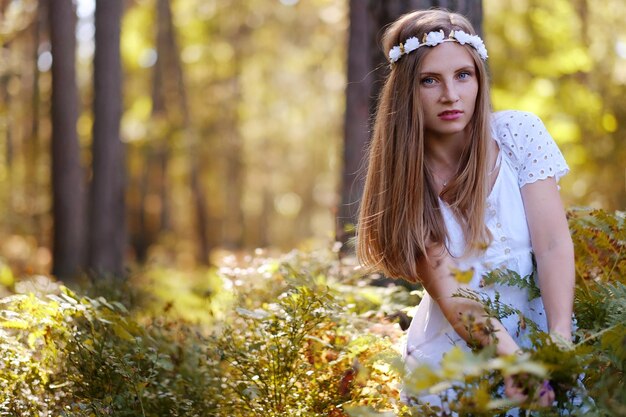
[437,109,464,121]
[437,110,463,117]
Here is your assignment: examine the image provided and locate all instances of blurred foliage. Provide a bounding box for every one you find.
[0,1,624,414]
[117,0,347,251]
[0,208,624,416]
[0,0,346,262]
[0,0,623,264]
[0,242,407,416]
[485,0,626,209]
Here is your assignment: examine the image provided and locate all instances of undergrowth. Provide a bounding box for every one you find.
[0,208,623,416]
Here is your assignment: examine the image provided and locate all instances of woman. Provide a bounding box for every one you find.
[356,9,575,410]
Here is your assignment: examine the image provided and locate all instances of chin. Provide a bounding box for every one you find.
[434,125,468,136]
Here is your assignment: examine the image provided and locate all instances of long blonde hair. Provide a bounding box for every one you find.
[357,9,492,283]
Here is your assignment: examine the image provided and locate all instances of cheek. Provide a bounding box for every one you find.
[419,90,439,109]
[467,81,479,101]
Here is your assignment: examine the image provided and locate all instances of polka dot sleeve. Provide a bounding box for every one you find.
[494,111,569,188]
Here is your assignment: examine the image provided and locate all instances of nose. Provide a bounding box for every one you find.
[440,81,460,103]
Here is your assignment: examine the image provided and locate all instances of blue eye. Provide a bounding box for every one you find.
[421,77,436,85]
[458,71,472,80]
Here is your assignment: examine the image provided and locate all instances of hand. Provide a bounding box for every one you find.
[504,375,527,403]
[535,379,555,407]
[549,331,574,351]
[504,376,554,407]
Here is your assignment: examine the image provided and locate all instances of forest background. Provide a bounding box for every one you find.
[0,0,624,281]
[0,0,625,415]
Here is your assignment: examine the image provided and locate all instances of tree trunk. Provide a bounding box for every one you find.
[223,119,244,250]
[129,146,156,263]
[88,0,125,277]
[49,0,85,280]
[220,12,247,251]
[153,0,171,234]
[337,0,372,248]
[158,0,211,264]
[129,0,169,263]
[221,77,245,250]
[27,0,44,241]
[420,0,483,36]
[1,70,13,188]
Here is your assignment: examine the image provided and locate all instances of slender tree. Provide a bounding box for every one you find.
[337,0,372,248]
[88,0,125,276]
[129,0,212,264]
[153,0,172,236]
[1,54,13,187]
[27,0,45,241]
[163,0,211,264]
[129,0,169,263]
[49,0,85,279]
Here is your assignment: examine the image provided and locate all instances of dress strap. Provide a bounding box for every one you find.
[488,147,502,176]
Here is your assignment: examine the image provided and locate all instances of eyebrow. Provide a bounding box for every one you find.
[419,65,475,76]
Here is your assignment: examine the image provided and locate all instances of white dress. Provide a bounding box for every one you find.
[402,110,570,406]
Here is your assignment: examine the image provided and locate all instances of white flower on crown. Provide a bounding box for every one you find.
[423,30,445,46]
[452,30,489,60]
[388,29,488,63]
[404,37,420,53]
[451,30,472,45]
[389,45,403,62]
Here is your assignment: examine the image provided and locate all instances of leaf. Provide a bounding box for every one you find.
[0,265,14,287]
[112,323,135,341]
[500,361,547,378]
[600,324,626,355]
[111,301,129,313]
[236,307,270,320]
[441,346,489,378]
[452,267,474,284]
[471,380,492,409]
[428,380,453,394]
[481,267,540,301]
[0,319,29,329]
[404,364,442,392]
[344,406,396,417]
[60,293,78,305]
[27,329,45,348]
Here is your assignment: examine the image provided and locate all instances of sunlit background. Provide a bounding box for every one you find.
[0,0,624,276]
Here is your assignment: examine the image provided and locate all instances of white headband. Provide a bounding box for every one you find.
[388,29,488,63]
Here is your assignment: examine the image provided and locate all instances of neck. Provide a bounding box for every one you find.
[424,129,468,169]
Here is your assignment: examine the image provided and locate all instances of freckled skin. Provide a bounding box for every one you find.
[418,43,479,144]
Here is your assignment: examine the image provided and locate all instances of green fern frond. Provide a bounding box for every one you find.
[481,267,541,301]
[569,208,626,284]
[452,288,540,336]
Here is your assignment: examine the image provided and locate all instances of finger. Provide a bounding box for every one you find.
[537,380,555,407]
[504,378,527,401]
[538,391,554,407]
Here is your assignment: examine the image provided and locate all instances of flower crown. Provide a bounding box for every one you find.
[388,29,488,63]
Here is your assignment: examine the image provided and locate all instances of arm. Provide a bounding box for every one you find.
[417,247,520,356]
[419,243,557,405]
[521,177,575,340]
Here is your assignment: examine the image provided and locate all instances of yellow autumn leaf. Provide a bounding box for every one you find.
[451,267,474,284]
[112,323,135,341]
[472,380,492,409]
[404,364,441,392]
[0,319,29,329]
[27,329,45,348]
[0,265,14,287]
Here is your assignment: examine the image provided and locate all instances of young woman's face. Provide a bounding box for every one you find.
[418,42,479,141]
